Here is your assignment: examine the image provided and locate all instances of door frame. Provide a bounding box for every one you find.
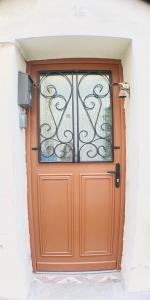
[26,58,126,272]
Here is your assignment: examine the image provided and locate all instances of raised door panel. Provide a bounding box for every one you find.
[37,174,73,256]
[80,174,114,256]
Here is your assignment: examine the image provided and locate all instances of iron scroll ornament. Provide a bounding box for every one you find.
[77,72,113,162]
[39,72,74,162]
[39,71,113,163]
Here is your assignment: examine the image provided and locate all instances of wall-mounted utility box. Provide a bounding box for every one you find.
[18,72,34,108]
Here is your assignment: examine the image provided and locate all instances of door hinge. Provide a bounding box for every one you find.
[113,146,120,150]
[32,147,39,151]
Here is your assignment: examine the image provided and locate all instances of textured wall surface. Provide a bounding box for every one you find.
[0,44,32,300]
[0,0,150,299]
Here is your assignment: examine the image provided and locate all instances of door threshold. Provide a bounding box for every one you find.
[34,270,120,275]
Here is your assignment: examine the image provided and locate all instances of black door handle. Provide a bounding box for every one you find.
[107,163,120,188]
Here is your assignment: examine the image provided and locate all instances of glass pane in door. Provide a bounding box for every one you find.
[39,71,113,163]
[77,72,113,162]
[39,72,74,162]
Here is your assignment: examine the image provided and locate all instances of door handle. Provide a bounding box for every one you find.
[107,163,120,188]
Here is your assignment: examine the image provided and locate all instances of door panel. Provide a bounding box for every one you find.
[27,59,125,272]
[38,174,73,256]
[80,174,114,256]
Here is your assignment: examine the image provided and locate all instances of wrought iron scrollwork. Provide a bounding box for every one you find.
[39,72,74,162]
[77,73,113,161]
[39,71,113,163]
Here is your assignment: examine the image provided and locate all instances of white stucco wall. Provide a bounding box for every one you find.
[0,44,32,300]
[0,0,150,299]
[122,38,150,291]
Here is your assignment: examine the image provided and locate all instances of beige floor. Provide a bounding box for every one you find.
[28,271,150,300]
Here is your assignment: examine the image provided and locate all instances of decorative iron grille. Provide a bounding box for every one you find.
[39,71,113,163]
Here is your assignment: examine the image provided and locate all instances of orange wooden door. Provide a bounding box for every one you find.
[27,59,125,272]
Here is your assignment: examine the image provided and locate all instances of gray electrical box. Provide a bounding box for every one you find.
[18,72,34,108]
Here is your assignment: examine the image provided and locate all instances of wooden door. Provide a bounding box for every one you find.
[27,59,125,272]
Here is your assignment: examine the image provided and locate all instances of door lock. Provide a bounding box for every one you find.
[107,163,120,188]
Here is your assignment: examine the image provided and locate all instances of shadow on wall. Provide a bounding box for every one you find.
[140,0,150,3]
